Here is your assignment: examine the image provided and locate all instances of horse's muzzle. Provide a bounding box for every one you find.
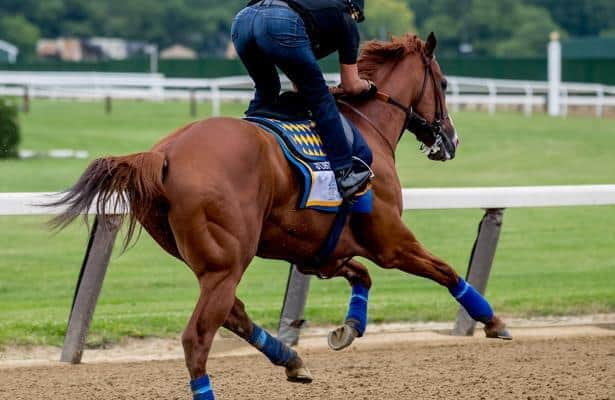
[424,129,457,161]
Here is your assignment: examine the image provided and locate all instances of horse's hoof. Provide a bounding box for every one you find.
[484,316,513,340]
[327,323,357,351]
[286,363,313,384]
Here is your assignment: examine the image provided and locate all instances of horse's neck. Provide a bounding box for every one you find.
[354,63,415,154]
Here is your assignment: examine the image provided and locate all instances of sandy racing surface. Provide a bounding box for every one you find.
[1,323,614,400]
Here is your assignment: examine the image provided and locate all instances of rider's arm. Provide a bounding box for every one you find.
[338,13,370,96]
[340,63,370,95]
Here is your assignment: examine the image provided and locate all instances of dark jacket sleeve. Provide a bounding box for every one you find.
[338,13,360,64]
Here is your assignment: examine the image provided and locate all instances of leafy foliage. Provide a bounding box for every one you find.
[0,99,20,159]
[0,0,614,59]
[360,0,416,40]
[408,0,567,56]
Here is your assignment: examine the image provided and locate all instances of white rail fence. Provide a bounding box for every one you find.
[3,185,615,215]
[2,185,615,360]
[1,71,615,117]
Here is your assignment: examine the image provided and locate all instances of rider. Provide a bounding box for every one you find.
[232,0,374,199]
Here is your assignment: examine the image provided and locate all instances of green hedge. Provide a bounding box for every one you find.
[0,99,20,159]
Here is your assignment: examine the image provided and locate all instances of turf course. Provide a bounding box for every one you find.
[0,99,614,347]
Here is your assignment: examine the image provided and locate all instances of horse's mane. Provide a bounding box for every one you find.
[358,34,425,80]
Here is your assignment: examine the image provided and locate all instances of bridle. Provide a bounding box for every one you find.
[338,55,455,161]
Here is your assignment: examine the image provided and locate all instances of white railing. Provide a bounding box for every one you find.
[3,185,615,216]
[1,71,614,117]
[3,185,615,360]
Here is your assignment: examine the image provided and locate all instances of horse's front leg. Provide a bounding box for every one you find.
[299,259,373,351]
[365,213,511,340]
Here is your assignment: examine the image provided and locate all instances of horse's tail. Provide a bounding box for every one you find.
[49,151,167,250]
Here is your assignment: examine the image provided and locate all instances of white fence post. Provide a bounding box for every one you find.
[548,32,562,117]
[523,83,533,117]
[487,81,497,115]
[561,87,569,117]
[211,84,221,117]
[596,86,604,118]
[451,79,460,113]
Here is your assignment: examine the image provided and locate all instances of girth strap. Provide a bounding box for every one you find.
[306,200,352,268]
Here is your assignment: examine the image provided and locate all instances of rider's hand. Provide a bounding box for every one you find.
[344,80,378,102]
[343,79,371,96]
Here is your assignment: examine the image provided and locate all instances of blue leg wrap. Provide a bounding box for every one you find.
[190,374,214,400]
[345,284,369,337]
[248,324,297,366]
[449,277,494,323]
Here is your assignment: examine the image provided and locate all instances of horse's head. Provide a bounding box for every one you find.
[359,33,459,161]
[407,32,459,161]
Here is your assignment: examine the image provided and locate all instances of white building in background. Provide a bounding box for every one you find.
[0,40,19,63]
[88,37,129,60]
[37,38,83,61]
[36,37,151,62]
[160,44,197,60]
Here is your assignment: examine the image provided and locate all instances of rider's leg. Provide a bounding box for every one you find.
[252,8,370,198]
[231,6,281,114]
[223,297,313,382]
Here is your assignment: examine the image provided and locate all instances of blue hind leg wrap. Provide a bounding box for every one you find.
[248,324,297,366]
[190,374,214,400]
[345,284,369,336]
[449,277,494,323]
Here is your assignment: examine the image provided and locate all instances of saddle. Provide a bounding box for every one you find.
[245,92,374,267]
[245,92,373,213]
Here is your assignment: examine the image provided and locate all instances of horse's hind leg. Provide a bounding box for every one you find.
[223,297,313,383]
[182,270,239,399]
[368,217,511,340]
[170,201,260,398]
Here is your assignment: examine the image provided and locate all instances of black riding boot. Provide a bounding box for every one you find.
[334,167,372,200]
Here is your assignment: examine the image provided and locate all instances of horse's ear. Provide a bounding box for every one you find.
[425,32,437,59]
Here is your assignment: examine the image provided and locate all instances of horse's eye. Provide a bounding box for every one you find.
[441,79,448,91]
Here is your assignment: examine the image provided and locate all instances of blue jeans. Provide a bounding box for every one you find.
[231,2,352,170]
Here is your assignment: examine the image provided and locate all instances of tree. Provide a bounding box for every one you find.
[495,5,563,57]
[0,15,40,57]
[526,0,615,37]
[361,0,416,40]
[1,0,614,58]
[409,0,568,56]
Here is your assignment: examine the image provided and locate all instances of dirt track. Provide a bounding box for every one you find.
[1,325,614,400]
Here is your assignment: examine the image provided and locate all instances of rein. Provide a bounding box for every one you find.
[337,57,448,157]
[337,98,397,156]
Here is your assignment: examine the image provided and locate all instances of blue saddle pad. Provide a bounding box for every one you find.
[245,116,373,213]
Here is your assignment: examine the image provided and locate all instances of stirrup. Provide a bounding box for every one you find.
[352,156,375,180]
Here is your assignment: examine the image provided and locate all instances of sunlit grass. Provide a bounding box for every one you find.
[0,100,613,346]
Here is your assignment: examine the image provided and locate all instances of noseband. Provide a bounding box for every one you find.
[338,56,453,159]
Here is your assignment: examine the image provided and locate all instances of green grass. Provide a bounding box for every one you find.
[0,99,614,347]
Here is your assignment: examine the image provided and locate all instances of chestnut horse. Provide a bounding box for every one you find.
[52,33,510,398]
